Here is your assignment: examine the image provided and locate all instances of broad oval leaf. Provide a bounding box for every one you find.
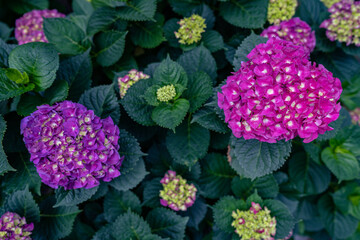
[54,186,99,207]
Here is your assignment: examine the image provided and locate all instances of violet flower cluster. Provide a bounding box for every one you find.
[320,0,360,46]
[20,101,124,190]
[159,170,197,211]
[218,38,342,143]
[261,17,316,57]
[0,212,34,240]
[15,9,65,45]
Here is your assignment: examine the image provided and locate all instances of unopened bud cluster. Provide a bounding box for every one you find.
[156,85,176,102]
[159,170,197,211]
[267,0,298,25]
[0,212,34,240]
[175,14,206,45]
[118,69,150,98]
[231,202,276,240]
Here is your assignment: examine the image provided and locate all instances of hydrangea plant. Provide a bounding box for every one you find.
[0,0,359,240]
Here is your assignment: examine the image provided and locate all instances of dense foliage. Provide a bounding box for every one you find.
[0,0,360,239]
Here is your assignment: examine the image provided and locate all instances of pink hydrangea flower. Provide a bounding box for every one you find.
[261,17,316,57]
[15,9,65,45]
[218,38,342,143]
[0,212,34,240]
[20,101,124,190]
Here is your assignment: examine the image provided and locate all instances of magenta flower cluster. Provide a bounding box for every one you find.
[218,38,342,143]
[15,9,65,45]
[0,212,34,240]
[20,101,124,190]
[261,17,316,56]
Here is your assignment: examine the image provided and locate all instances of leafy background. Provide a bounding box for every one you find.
[0,0,360,239]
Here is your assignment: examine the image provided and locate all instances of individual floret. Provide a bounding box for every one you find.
[267,0,298,25]
[159,170,197,211]
[231,202,276,240]
[174,14,206,45]
[15,9,65,45]
[118,69,150,98]
[20,101,124,190]
[218,38,342,143]
[261,17,316,57]
[320,0,360,46]
[0,212,34,240]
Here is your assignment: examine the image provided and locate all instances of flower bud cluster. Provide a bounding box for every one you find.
[350,108,360,125]
[15,9,65,45]
[320,0,360,46]
[20,101,124,190]
[261,17,316,57]
[0,212,34,240]
[118,69,150,98]
[156,85,176,102]
[218,38,342,143]
[174,14,206,45]
[231,202,276,240]
[267,0,298,25]
[159,170,197,211]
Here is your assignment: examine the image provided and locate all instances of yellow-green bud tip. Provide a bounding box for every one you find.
[174,14,206,45]
[320,0,342,8]
[267,0,298,25]
[157,85,176,102]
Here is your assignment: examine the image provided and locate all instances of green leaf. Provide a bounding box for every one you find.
[4,187,40,223]
[318,195,358,239]
[92,224,115,240]
[94,30,127,67]
[104,189,142,222]
[87,7,121,35]
[166,122,210,167]
[182,72,213,113]
[213,196,246,233]
[147,208,188,240]
[16,93,45,116]
[0,115,15,175]
[219,0,268,28]
[109,158,148,191]
[316,108,352,141]
[4,68,29,84]
[153,57,188,87]
[57,49,92,101]
[0,71,35,102]
[191,106,228,133]
[144,85,160,106]
[1,152,42,196]
[163,18,181,48]
[44,18,90,55]
[44,80,69,105]
[233,32,267,70]
[112,211,152,239]
[142,178,163,208]
[289,152,330,195]
[54,186,99,207]
[8,42,59,91]
[122,79,155,126]
[119,129,144,174]
[199,153,236,199]
[117,0,157,21]
[264,199,295,239]
[130,13,165,49]
[79,84,120,125]
[179,197,207,230]
[91,0,126,8]
[73,0,94,15]
[231,175,279,199]
[177,46,217,81]
[295,0,324,27]
[0,23,12,42]
[202,30,224,52]
[167,0,200,15]
[8,0,48,14]
[0,39,14,68]
[229,136,292,179]
[33,197,81,240]
[321,147,360,181]
[152,99,190,130]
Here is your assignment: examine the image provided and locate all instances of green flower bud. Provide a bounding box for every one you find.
[174,14,206,45]
[267,0,298,25]
[156,85,176,102]
[320,0,342,8]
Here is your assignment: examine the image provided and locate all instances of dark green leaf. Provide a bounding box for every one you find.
[0,22,12,41]
[8,0,48,14]
[166,122,210,167]
[87,7,121,35]
[73,0,94,15]
[231,175,279,199]
[152,99,190,130]
[163,18,181,48]
[104,189,142,222]
[153,57,188,87]
[0,39,14,68]
[191,106,228,133]
[179,197,207,230]
[94,30,127,67]
[0,115,15,175]
[168,0,200,15]
[112,211,152,239]
[117,0,157,21]
[8,42,59,91]
[142,178,163,208]
[229,136,292,179]
[119,129,144,174]
[54,186,99,207]
[79,84,120,125]
[16,93,45,116]
[147,208,188,240]
[44,80,69,105]
[0,70,35,102]
[202,30,224,52]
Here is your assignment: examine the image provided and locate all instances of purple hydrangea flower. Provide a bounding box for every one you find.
[261,17,316,57]
[20,101,124,190]
[15,9,65,45]
[0,212,34,240]
[218,38,342,143]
